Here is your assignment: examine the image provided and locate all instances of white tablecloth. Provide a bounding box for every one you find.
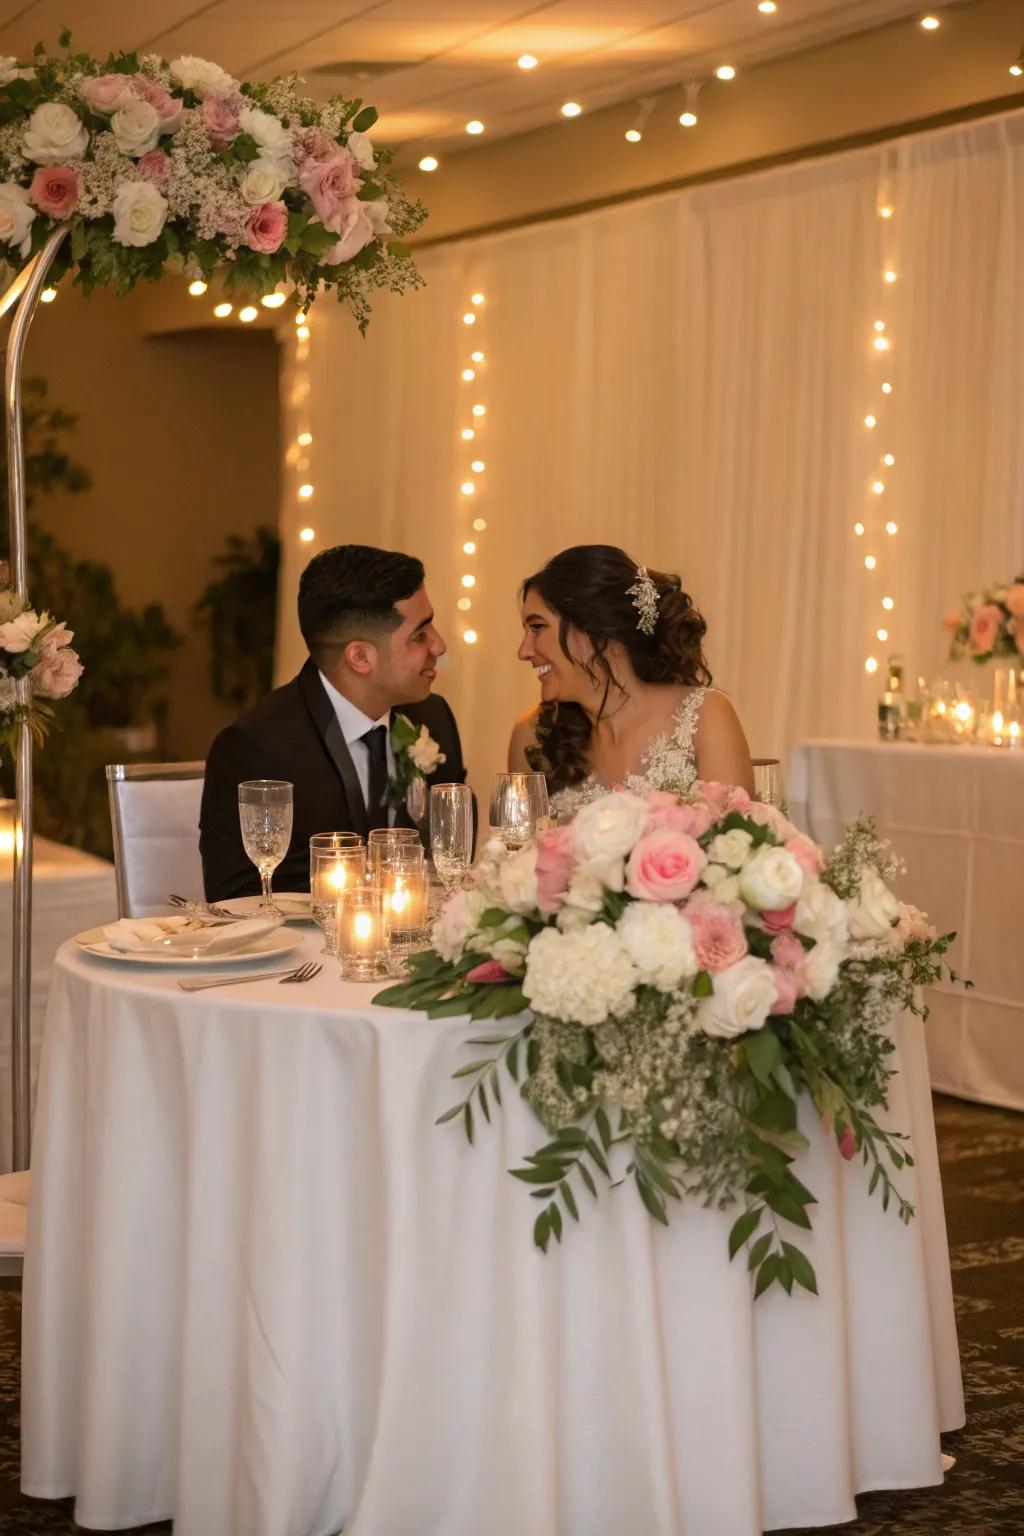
[22,931,964,1536]
[789,739,1024,1112]
[0,838,116,1173]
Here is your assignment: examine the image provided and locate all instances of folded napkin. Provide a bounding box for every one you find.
[101,915,283,956]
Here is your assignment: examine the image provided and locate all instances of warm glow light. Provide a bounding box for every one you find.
[1011,721,1021,740]
[461,574,476,588]
[354,912,373,941]
[758,1,778,11]
[1011,63,1023,77]
[625,128,642,143]
[460,480,475,495]
[461,428,475,441]
[299,526,315,542]
[993,710,1005,733]
[561,101,582,118]
[296,325,310,340]
[473,518,487,531]
[39,286,57,303]
[471,459,485,472]
[298,483,314,499]
[261,291,286,308]
[471,350,484,362]
[188,279,207,297]
[679,111,698,127]
[864,555,877,570]
[881,381,893,394]
[865,414,877,428]
[882,596,895,610]
[874,320,886,332]
[239,305,258,323]
[462,368,476,381]
[466,120,485,135]
[463,541,477,554]
[883,453,895,465]
[874,336,891,351]
[463,312,476,325]
[419,155,439,172]
[518,54,538,70]
[715,65,736,80]
[879,205,894,219]
[920,15,940,30]
[877,628,889,641]
[214,302,232,318]
[955,701,972,722]
[471,292,485,306]
[458,597,472,611]
[872,480,885,494]
[854,522,865,536]
[293,311,306,326]
[884,270,897,283]
[472,403,486,417]
[463,629,478,644]
[865,657,878,674]
[298,431,312,446]
[886,520,898,535]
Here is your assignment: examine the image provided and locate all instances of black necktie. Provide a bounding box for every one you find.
[362,724,390,830]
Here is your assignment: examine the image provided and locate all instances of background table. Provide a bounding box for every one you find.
[22,931,964,1536]
[0,838,116,1173]
[788,740,1024,1113]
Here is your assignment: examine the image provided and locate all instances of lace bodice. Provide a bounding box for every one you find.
[550,687,707,819]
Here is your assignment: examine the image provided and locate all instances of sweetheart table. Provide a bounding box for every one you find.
[21,930,964,1536]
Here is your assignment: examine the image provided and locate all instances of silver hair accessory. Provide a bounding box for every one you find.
[627,565,659,636]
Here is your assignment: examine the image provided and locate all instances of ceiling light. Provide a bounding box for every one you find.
[877,628,889,641]
[715,65,736,81]
[920,15,940,30]
[466,120,485,135]
[463,541,476,554]
[473,518,487,531]
[625,127,642,143]
[472,403,486,417]
[462,368,476,382]
[865,657,878,674]
[517,54,538,70]
[864,555,877,570]
[463,630,478,644]
[461,428,475,441]
[854,522,865,536]
[213,302,232,318]
[188,279,207,297]
[461,574,476,588]
[238,305,258,323]
[1011,57,1024,77]
[261,292,286,308]
[471,460,485,472]
[298,483,314,500]
[884,270,897,283]
[758,0,777,11]
[40,287,57,303]
[418,155,439,173]
[471,292,484,305]
[874,337,891,352]
[561,101,582,118]
[864,414,877,428]
[471,350,484,363]
[882,596,895,610]
[460,481,475,496]
[299,527,315,543]
[679,111,698,127]
[879,205,893,219]
[886,521,898,535]
[297,432,313,447]
[458,598,472,611]
[883,453,895,466]
[881,382,893,394]
[463,312,476,325]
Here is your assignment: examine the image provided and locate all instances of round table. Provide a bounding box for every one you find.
[22,929,964,1536]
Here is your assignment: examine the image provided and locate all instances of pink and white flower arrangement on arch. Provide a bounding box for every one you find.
[0,34,424,326]
[0,584,83,756]
[944,576,1024,663]
[377,781,962,1299]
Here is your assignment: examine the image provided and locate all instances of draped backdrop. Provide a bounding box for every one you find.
[276,109,1024,801]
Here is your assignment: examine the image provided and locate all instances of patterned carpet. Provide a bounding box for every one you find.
[0,1094,1021,1534]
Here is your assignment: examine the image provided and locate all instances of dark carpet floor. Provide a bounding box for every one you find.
[0,1093,1021,1534]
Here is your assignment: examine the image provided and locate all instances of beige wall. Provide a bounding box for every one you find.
[24,286,281,760]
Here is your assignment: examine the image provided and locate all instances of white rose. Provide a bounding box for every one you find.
[803,938,844,1002]
[709,829,753,868]
[407,725,444,775]
[363,196,391,235]
[562,853,624,920]
[847,868,901,941]
[239,156,290,205]
[432,888,487,963]
[0,182,35,258]
[0,58,33,86]
[498,844,538,915]
[238,105,292,162]
[111,99,161,158]
[111,180,168,247]
[617,902,698,991]
[347,130,376,170]
[571,789,650,862]
[23,102,88,164]
[697,956,778,1039]
[737,845,804,912]
[794,880,848,946]
[0,609,44,654]
[523,924,637,1026]
[169,55,237,99]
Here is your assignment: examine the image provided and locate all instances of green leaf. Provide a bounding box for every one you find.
[526,1037,541,1075]
[753,1254,781,1299]
[534,1209,550,1253]
[451,1058,495,1079]
[748,1090,797,1135]
[426,994,474,1019]
[782,1242,818,1295]
[548,1201,563,1242]
[747,1232,773,1271]
[728,1205,762,1260]
[467,1035,512,1047]
[435,1103,464,1126]
[635,1172,669,1226]
[868,1164,881,1196]
[585,1137,611,1178]
[352,104,378,132]
[477,1082,490,1123]
[387,239,412,259]
[744,1027,782,1085]
[637,1152,680,1200]
[511,1163,568,1185]
[579,1163,598,1199]
[506,1038,520,1082]
[556,1127,587,1146]
[777,1257,795,1295]
[463,1101,474,1146]
[495,986,527,1018]
[764,1188,813,1229]
[357,180,384,201]
[562,1183,579,1222]
[691,970,713,998]
[595,1106,612,1151]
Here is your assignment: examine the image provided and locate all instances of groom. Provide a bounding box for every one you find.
[199,544,468,900]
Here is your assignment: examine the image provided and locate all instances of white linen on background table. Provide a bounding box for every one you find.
[22,931,964,1536]
[788,739,1024,1111]
[0,838,116,1173]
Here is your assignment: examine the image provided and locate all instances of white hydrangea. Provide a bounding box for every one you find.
[709,828,753,868]
[498,844,538,915]
[523,924,637,1026]
[431,888,487,963]
[616,901,698,991]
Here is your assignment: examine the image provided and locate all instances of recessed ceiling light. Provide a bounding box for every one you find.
[188,279,207,297]
[418,155,439,173]
[517,54,538,70]
[561,101,582,118]
[625,128,642,143]
[261,292,286,308]
[679,111,698,127]
[466,120,484,135]
[920,15,940,30]
[758,1,777,11]
[238,305,258,323]
[213,302,232,318]
[715,65,736,80]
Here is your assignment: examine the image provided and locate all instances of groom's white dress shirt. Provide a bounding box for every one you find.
[318,671,396,826]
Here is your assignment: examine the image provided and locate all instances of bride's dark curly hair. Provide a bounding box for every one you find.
[521,544,712,791]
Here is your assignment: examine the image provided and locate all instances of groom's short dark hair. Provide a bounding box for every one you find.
[298,544,425,662]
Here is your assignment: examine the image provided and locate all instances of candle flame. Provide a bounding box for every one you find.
[327,863,349,892]
[354,912,373,941]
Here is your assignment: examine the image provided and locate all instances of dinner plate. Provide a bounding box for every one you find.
[74,928,303,967]
[216,893,315,922]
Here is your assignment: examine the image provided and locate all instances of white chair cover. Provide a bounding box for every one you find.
[106,764,205,918]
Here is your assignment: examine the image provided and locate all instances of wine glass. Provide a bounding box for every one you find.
[430,783,473,892]
[489,771,549,848]
[751,759,781,806]
[239,780,293,915]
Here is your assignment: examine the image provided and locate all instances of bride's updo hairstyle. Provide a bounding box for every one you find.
[521,544,711,790]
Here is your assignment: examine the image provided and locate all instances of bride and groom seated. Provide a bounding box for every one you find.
[199,541,753,900]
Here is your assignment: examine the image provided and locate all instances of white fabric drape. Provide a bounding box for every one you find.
[277,110,1024,801]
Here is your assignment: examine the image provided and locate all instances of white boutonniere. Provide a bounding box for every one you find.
[384,714,446,810]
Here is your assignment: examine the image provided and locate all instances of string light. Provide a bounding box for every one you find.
[472,403,486,417]
[298,483,314,500]
[884,270,897,283]
[473,518,487,531]
[261,291,286,308]
[462,368,476,381]
[865,657,879,674]
[213,302,232,318]
[625,98,656,143]
[854,522,865,535]
[298,431,313,446]
[877,628,889,641]
[885,520,898,535]
[881,381,893,394]
[874,320,886,332]
[460,480,476,495]
[879,205,893,219]
[238,305,258,323]
[463,541,477,554]
[864,414,877,428]
[758,1,778,11]
[561,101,582,118]
[679,110,698,128]
[463,630,478,644]
[882,596,895,610]
[873,336,890,351]
[461,574,476,588]
[458,598,472,611]
[625,127,642,144]
[872,480,885,494]
[299,527,315,543]
[471,350,484,363]
[679,80,701,128]
[471,292,485,306]
[864,555,877,570]
[517,54,538,70]
[188,279,207,297]
[418,155,439,173]
[296,324,310,340]
[471,459,485,472]
[293,310,306,326]
[466,120,485,135]
[463,311,477,325]
[40,287,57,303]
[461,428,475,441]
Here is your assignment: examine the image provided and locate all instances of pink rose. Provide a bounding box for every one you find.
[244,200,287,254]
[1006,584,1024,619]
[135,151,170,188]
[745,801,798,841]
[29,164,79,218]
[626,827,706,902]
[783,834,823,877]
[322,197,377,264]
[942,610,962,631]
[695,780,732,818]
[134,75,184,134]
[466,959,512,985]
[685,891,748,972]
[770,929,806,973]
[643,790,714,839]
[30,642,82,699]
[724,786,752,814]
[80,73,139,115]
[535,824,573,916]
[839,1125,857,1161]
[201,93,241,148]
[763,902,796,934]
[298,150,359,229]
[768,965,799,1015]
[969,603,1002,655]
[294,129,339,165]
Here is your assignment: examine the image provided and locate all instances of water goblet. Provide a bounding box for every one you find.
[430,783,473,892]
[238,780,293,916]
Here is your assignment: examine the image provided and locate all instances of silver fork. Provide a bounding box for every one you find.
[177,961,322,993]
[168,894,241,922]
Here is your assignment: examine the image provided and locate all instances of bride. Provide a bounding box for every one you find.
[508,544,753,811]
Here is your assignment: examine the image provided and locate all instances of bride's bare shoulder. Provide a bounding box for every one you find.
[508,706,541,771]
[694,688,754,791]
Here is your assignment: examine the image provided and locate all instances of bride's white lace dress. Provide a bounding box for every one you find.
[550,687,707,818]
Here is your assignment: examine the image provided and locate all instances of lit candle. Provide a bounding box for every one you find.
[326,860,350,894]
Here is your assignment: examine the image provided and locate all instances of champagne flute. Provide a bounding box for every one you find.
[490,772,548,849]
[430,783,473,892]
[238,780,293,916]
[751,759,781,806]
[526,771,550,836]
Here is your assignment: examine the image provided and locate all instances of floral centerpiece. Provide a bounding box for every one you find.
[944,577,1024,662]
[0,585,82,755]
[0,33,423,326]
[376,782,961,1298]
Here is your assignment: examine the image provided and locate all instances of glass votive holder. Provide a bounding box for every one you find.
[336,883,390,982]
[367,827,422,872]
[310,837,366,955]
[0,799,19,862]
[382,865,429,976]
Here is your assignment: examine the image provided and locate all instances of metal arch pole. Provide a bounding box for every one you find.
[4,225,69,1172]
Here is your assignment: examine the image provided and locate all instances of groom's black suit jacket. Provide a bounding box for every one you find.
[199,659,468,900]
